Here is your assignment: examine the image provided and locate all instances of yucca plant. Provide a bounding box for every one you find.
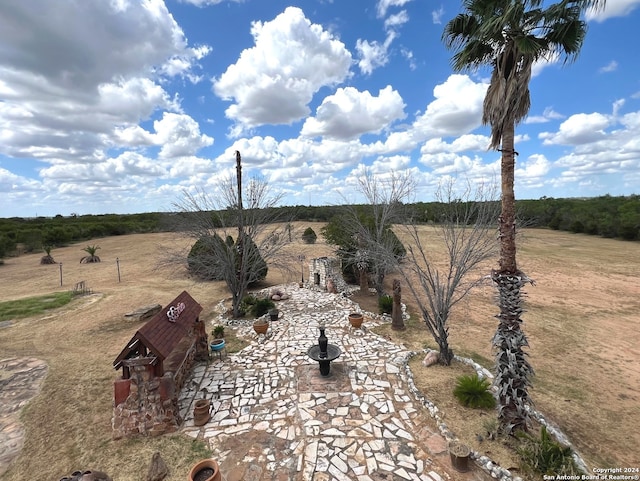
[453,373,496,409]
[378,294,393,315]
[517,426,582,477]
[80,244,101,263]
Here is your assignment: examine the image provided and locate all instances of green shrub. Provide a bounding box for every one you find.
[453,374,496,409]
[251,297,275,317]
[301,227,317,244]
[517,426,581,477]
[378,294,393,314]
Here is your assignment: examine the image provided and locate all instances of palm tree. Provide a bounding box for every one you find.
[80,245,101,263]
[443,0,605,434]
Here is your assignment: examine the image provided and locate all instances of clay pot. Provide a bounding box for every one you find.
[188,459,221,481]
[449,441,471,472]
[253,319,269,335]
[348,312,364,329]
[193,399,211,426]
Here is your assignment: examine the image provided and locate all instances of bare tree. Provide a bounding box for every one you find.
[170,151,290,317]
[323,170,415,297]
[398,180,499,365]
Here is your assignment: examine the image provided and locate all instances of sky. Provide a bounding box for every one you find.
[0,0,639,218]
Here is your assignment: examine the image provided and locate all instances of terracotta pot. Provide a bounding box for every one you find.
[188,459,221,481]
[348,312,364,329]
[253,319,269,335]
[193,399,211,426]
[448,441,471,472]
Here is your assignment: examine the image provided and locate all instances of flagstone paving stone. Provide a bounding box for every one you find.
[180,285,491,481]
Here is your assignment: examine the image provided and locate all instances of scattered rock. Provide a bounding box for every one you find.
[422,351,439,367]
[146,451,169,481]
[124,304,162,322]
[271,294,281,301]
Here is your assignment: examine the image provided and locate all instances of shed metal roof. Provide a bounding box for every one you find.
[113,290,203,370]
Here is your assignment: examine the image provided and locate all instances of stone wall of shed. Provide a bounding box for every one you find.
[111,326,206,439]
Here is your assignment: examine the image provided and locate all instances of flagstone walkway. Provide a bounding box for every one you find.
[180,284,491,481]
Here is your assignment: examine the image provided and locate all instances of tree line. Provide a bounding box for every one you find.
[0,194,637,260]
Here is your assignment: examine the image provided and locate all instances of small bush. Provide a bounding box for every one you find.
[378,294,393,314]
[453,374,496,409]
[212,325,225,339]
[253,298,275,317]
[301,227,317,244]
[517,426,581,477]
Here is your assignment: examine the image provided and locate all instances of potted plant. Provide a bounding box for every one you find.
[448,440,471,472]
[210,338,225,352]
[188,458,221,481]
[212,325,225,339]
[193,399,211,427]
[348,312,364,329]
[253,318,269,335]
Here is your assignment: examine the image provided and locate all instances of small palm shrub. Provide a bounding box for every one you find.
[378,294,393,314]
[453,373,496,409]
[301,227,317,244]
[80,245,101,263]
[517,426,581,477]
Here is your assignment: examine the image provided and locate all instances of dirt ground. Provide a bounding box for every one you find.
[0,224,639,479]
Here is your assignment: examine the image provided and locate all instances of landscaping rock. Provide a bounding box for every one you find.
[146,451,169,481]
[124,304,161,322]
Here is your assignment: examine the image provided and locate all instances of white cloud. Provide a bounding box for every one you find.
[356,33,396,75]
[212,7,352,133]
[515,154,551,187]
[432,6,445,24]
[422,134,491,154]
[586,0,640,22]
[179,0,242,5]
[376,0,413,18]
[385,10,409,30]
[526,107,565,124]
[153,112,214,159]
[301,86,406,140]
[540,112,611,145]
[599,60,619,73]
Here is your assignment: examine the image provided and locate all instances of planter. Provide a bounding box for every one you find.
[188,459,221,481]
[253,319,269,335]
[210,339,225,352]
[193,399,211,427]
[268,309,280,321]
[448,441,471,472]
[348,312,364,329]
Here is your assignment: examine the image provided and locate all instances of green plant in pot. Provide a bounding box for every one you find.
[212,325,225,339]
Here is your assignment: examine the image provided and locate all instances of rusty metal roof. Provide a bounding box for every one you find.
[113,290,203,370]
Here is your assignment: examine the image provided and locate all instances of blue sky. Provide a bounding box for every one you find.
[0,0,639,217]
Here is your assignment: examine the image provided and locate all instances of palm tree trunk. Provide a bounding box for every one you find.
[498,122,517,274]
[493,121,533,433]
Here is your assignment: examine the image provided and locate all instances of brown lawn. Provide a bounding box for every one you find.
[0,223,638,480]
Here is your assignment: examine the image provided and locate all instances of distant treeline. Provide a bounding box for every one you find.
[0,195,637,259]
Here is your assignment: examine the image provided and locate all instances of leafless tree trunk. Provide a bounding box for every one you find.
[166,151,292,317]
[398,180,499,365]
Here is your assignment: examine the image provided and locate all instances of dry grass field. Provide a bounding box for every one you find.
[0,223,638,480]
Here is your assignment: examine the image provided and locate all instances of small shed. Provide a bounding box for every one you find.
[113,290,204,380]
